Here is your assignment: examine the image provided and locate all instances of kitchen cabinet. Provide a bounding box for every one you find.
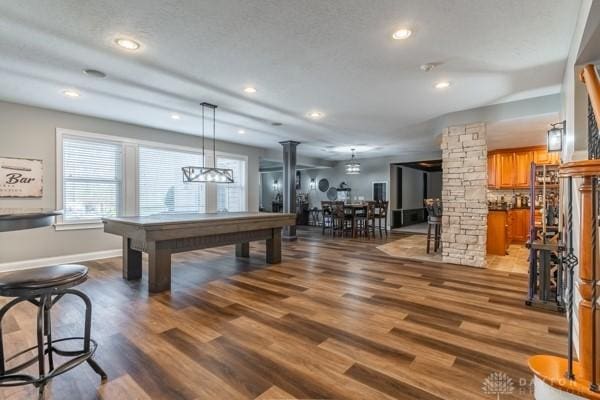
[507,211,514,242]
[510,209,531,243]
[488,146,559,189]
[514,151,533,188]
[533,149,561,165]
[487,153,498,188]
[487,211,509,256]
[498,152,515,188]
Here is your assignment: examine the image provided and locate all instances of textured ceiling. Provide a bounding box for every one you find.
[487,113,559,150]
[0,0,581,159]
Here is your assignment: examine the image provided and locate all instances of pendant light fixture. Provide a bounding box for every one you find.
[182,102,234,183]
[345,148,360,175]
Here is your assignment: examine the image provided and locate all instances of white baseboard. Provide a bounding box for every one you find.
[0,249,121,272]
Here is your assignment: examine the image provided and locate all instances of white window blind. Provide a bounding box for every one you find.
[217,156,246,212]
[138,146,206,216]
[62,136,122,221]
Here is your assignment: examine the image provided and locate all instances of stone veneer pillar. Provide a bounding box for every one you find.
[440,123,488,267]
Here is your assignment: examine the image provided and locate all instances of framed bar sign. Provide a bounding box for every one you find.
[0,157,43,198]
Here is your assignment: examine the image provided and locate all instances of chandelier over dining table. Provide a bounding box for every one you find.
[182,102,234,183]
[345,148,360,174]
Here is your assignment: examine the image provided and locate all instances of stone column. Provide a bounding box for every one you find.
[441,123,487,267]
[279,141,300,240]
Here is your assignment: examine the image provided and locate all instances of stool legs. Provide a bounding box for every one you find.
[63,289,107,380]
[36,296,47,379]
[426,222,442,254]
[0,289,107,394]
[427,223,432,254]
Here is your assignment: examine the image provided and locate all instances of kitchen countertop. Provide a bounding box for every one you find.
[488,206,539,211]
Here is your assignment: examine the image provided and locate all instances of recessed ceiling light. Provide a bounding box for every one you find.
[83,69,107,78]
[115,38,141,50]
[171,113,181,120]
[243,87,257,94]
[62,89,80,98]
[434,81,451,89]
[237,129,245,134]
[307,111,324,119]
[392,29,412,40]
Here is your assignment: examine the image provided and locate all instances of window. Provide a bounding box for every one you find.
[57,129,250,229]
[217,156,246,212]
[62,136,122,221]
[138,146,205,215]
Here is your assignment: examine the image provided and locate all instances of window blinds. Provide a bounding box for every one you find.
[62,136,122,220]
[216,157,246,212]
[138,146,206,216]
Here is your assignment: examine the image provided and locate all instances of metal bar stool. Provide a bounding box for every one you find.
[0,264,106,398]
[424,199,443,254]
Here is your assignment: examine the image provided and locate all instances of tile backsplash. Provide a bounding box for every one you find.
[487,189,530,204]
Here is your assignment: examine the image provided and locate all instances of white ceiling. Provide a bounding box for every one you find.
[486,113,559,151]
[0,0,581,160]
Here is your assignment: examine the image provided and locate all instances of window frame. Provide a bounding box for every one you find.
[55,128,249,230]
[56,129,126,228]
[216,153,249,212]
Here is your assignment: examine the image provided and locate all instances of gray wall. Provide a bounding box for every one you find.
[260,155,444,213]
[260,171,283,211]
[427,171,442,199]
[401,167,425,210]
[0,101,264,265]
[299,158,392,209]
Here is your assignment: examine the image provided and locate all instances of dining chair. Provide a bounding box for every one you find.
[321,201,333,236]
[356,203,375,239]
[332,203,351,237]
[373,201,389,238]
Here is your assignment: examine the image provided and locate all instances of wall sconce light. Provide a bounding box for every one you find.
[273,180,279,191]
[310,178,316,190]
[547,120,566,153]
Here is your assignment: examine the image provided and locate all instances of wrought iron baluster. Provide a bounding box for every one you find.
[592,177,599,392]
[565,176,578,380]
[590,95,600,160]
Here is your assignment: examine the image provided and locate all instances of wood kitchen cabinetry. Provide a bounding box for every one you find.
[487,211,509,255]
[498,153,515,188]
[509,209,530,243]
[533,149,560,165]
[514,151,533,188]
[488,208,530,255]
[488,146,559,189]
[487,153,498,188]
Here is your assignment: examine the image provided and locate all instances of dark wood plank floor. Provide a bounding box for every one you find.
[0,228,566,399]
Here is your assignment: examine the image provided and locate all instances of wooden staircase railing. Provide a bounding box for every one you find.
[582,64,600,127]
[528,65,600,398]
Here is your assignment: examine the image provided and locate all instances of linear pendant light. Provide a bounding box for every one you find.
[182,102,234,183]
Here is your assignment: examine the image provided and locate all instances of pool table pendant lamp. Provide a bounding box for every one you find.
[182,102,234,183]
[547,120,565,153]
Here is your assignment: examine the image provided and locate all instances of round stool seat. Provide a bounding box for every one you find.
[0,264,88,297]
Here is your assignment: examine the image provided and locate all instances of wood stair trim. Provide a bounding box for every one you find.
[559,159,600,177]
[580,64,600,125]
[528,355,600,399]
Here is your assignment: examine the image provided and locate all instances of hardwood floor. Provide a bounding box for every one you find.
[0,228,566,399]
